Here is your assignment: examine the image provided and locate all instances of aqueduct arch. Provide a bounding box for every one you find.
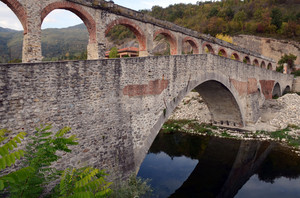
[244,56,251,64]
[1,0,27,34]
[41,1,97,60]
[218,48,227,58]
[267,63,272,70]
[183,37,199,54]
[203,43,215,54]
[253,59,259,66]
[231,53,240,61]
[154,29,177,55]
[261,61,266,68]
[105,18,147,53]
[41,2,96,43]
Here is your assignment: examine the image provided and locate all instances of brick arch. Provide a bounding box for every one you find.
[261,61,266,68]
[253,59,259,66]
[267,63,272,70]
[1,0,27,34]
[243,56,251,64]
[231,52,240,61]
[154,29,177,55]
[218,48,227,58]
[183,37,199,54]
[105,18,146,51]
[41,1,96,43]
[202,42,215,54]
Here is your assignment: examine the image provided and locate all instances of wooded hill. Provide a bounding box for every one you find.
[0,0,299,62]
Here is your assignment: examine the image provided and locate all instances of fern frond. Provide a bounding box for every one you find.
[0,166,35,190]
[0,150,25,170]
[55,127,71,137]
[95,188,112,198]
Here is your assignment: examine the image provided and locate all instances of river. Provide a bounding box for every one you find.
[137,131,300,198]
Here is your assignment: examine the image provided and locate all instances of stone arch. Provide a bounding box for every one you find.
[182,37,199,54]
[261,61,266,68]
[154,29,177,55]
[41,1,96,43]
[267,63,272,70]
[1,0,27,34]
[218,48,227,58]
[283,86,291,95]
[253,59,259,66]
[135,73,245,171]
[105,18,147,52]
[231,52,240,61]
[272,83,281,98]
[243,56,251,64]
[202,42,215,54]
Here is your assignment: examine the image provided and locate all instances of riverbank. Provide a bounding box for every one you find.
[166,92,300,152]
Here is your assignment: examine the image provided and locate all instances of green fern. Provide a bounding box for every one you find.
[59,167,112,198]
[0,129,27,171]
[0,124,79,197]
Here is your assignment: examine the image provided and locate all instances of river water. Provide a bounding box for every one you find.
[137,131,300,198]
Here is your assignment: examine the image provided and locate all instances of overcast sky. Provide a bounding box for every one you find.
[0,0,199,30]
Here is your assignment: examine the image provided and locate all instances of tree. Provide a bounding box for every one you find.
[271,8,283,30]
[278,53,297,72]
[109,47,118,59]
[0,125,78,197]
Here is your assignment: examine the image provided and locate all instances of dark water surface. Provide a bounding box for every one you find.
[137,132,300,198]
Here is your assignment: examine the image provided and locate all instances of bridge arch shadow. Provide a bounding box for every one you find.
[272,82,281,98]
[136,74,245,171]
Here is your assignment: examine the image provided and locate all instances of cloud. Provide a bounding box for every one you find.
[0,2,23,30]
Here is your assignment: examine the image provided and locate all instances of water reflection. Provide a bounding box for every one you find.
[137,132,300,198]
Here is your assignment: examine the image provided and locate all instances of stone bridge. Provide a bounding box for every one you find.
[3,0,276,70]
[0,54,293,176]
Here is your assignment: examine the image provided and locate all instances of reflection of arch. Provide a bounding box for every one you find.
[218,48,227,58]
[2,0,27,34]
[261,61,266,68]
[267,63,272,70]
[136,73,245,172]
[183,37,199,54]
[231,53,240,61]
[202,42,215,54]
[253,59,259,66]
[41,1,96,43]
[105,18,146,51]
[243,56,251,64]
[283,86,291,95]
[154,29,177,55]
[272,83,281,98]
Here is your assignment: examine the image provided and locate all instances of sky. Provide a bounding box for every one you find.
[0,0,199,30]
